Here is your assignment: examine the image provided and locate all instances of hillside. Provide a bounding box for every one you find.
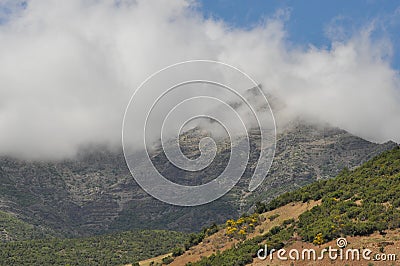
[148,146,400,265]
[161,201,321,266]
[0,210,54,241]
[0,120,396,237]
[0,229,188,266]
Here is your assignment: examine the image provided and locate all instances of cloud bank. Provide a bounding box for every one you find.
[0,0,399,159]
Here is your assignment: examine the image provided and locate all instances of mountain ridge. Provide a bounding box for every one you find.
[0,120,397,237]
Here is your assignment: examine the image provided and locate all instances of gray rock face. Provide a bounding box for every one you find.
[0,120,397,237]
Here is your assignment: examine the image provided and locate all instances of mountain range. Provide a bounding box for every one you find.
[0,119,396,238]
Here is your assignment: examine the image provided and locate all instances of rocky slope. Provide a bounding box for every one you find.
[0,120,397,237]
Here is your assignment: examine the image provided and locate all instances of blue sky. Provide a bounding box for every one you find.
[200,0,400,69]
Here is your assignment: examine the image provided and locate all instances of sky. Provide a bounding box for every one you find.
[200,0,400,69]
[0,0,399,160]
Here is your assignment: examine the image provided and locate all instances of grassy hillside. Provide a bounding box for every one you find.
[174,146,400,266]
[0,230,188,266]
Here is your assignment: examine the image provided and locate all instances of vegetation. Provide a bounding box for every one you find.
[0,142,398,265]
[161,255,174,264]
[0,230,188,266]
[268,213,280,221]
[189,221,295,266]
[313,232,324,246]
[0,211,53,241]
[257,146,400,243]
[187,146,400,265]
[225,213,260,240]
[183,223,219,251]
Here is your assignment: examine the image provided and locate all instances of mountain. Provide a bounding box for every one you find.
[145,146,400,265]
[0,145,398,266]
[0,120,396,237]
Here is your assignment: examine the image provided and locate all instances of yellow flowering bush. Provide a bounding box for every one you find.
[225,213,260,240]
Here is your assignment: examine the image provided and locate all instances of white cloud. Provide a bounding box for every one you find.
[0,0,399,159]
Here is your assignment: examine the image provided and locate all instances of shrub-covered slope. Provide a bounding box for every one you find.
[189,146,400,266]
[257,146,400,242]
[0,210,54,241]
[0,229,188,266]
